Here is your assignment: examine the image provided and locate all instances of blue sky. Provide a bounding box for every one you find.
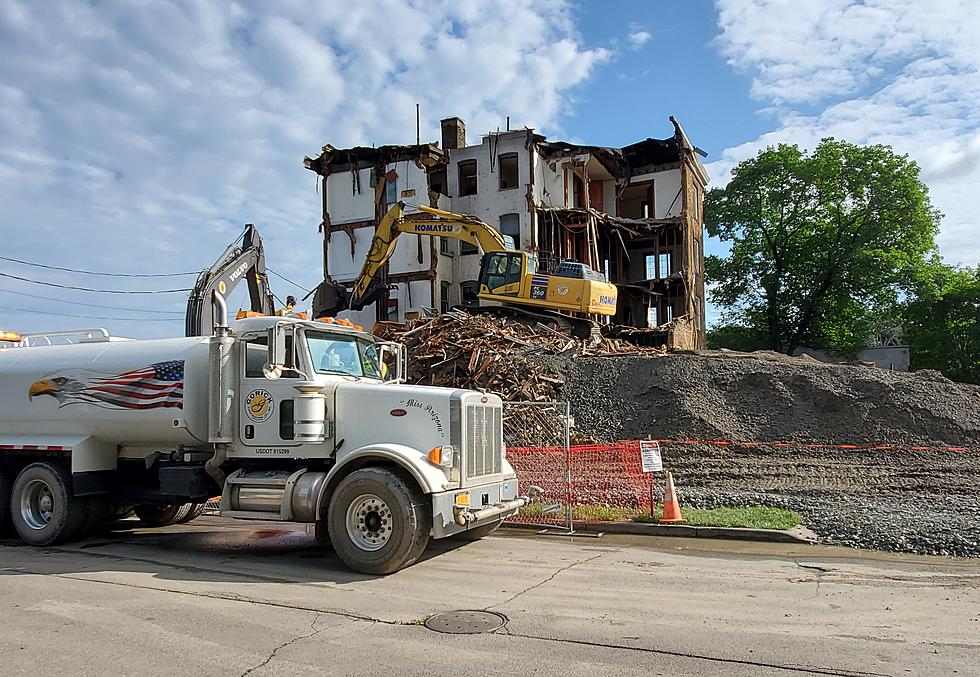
[0,0,977,337]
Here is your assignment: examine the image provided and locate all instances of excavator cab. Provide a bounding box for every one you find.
[479,252,534,297]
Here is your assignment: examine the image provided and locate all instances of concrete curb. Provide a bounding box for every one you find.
[503,521,819,544]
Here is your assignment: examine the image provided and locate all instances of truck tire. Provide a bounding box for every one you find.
[175,502,206,524]
[327,468,431,575]
[134,504,183,527]
[10,462,89,546]
[452,520,502,541]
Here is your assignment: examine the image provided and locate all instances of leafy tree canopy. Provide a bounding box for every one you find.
[705,139,939,355]
[902,262,980,384]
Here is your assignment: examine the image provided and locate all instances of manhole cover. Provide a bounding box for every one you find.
[424,610,507,634]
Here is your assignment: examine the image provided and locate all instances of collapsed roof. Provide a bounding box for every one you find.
[304,143,445,175]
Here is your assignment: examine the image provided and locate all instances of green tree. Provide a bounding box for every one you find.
[705,139,939,355]
[902,263,980,383]
[705,323,768,352]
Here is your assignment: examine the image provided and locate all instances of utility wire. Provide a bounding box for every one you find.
[0,304,182,322]
[0,286,185,315]
[268,268,312,293]
[0,271,191,294]
[0,254,199,277]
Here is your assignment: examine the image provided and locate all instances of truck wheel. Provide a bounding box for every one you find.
[327,468,430,575]
[175,502,206,524]
[10,462,88,546]
[452,520,502,541]
[134,504,183,527]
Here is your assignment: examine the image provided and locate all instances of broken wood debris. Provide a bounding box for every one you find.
[373,310,665,401]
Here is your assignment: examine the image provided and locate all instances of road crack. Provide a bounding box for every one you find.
[485,551,611,610]
[241,612,326,677]
[501,630,891,677]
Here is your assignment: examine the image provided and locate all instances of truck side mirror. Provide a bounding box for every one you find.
[379,342,406,383]
[264,324,286,379]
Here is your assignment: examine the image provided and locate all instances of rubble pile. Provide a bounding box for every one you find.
[373,310,663,401]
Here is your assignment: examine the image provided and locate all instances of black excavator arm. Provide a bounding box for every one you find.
[185,224,275,336]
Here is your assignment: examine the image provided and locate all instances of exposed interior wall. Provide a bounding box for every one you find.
[326,168,375,224]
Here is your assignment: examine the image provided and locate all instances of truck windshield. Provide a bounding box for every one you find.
[305,331,381,378]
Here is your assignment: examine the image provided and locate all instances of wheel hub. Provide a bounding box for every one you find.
[346,493,393,552]
[20,478,55,530]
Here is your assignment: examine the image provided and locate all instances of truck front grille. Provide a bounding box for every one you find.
[465,404,503,481]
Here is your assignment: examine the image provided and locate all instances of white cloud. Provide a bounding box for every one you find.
[627,23,651,50]
[709,0,980,266]
[0,0,609,336]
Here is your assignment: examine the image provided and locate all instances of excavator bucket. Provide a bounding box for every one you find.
[311,281,352,318]
[312,278,391,318]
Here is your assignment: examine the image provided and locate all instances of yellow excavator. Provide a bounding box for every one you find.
[313,202,617,337]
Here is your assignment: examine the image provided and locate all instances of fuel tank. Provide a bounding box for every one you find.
[0,336,213,445]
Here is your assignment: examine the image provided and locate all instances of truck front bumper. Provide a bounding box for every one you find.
[431,477,528,539]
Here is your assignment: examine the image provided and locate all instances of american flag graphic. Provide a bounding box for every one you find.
[76,361,184,410]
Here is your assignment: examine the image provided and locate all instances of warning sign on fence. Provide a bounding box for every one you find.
[640,440,663,473]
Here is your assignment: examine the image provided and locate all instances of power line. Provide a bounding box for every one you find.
[0,254,200,277]
[0,271,192,294]
[268,268,313,293]
[0,286,185,315]
[0,304,182,322]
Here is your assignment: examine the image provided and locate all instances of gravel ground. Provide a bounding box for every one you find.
[680,488,980,559]
[532,350,980,557]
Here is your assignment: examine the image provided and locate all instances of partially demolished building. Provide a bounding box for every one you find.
[304,116,709,348]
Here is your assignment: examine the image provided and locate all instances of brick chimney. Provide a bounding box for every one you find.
[440,117,466,150]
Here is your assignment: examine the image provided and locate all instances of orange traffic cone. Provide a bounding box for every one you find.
[660,471,685,523]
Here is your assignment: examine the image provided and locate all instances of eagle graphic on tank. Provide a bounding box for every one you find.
[27,361,184,410]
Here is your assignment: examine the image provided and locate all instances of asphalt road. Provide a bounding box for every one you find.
[1,517,978,676]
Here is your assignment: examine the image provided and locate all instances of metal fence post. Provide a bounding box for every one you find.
[564,400,574,534]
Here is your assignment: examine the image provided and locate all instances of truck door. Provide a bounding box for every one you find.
[238,331,303,450]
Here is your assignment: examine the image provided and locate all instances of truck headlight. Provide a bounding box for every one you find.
[427,445,455,468]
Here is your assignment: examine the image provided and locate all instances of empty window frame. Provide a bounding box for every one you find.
[440,281,452,313]
[440,237,453,256]
[499,153,519,190]
[644,252,672,279]
[499,213,520,249]
[460,239,478,255]
[647,307,658,328]
[458,159,477,196]
[460,280,480,304]
[385,178,397,207]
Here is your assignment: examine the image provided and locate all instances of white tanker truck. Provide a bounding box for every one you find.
[0,293,531,574]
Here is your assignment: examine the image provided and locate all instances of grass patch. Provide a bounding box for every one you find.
[520,503,801,530]
[519,502,640,522]
[634,506,802,530]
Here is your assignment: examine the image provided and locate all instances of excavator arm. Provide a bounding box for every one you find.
[185,224,275,336]
[313,202,507,317]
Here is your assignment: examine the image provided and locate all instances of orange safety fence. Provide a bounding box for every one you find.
[504,438,979,526]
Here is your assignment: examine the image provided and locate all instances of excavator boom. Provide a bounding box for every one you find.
[185,224,275,336]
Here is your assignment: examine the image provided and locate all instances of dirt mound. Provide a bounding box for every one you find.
[542,350,980,447]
